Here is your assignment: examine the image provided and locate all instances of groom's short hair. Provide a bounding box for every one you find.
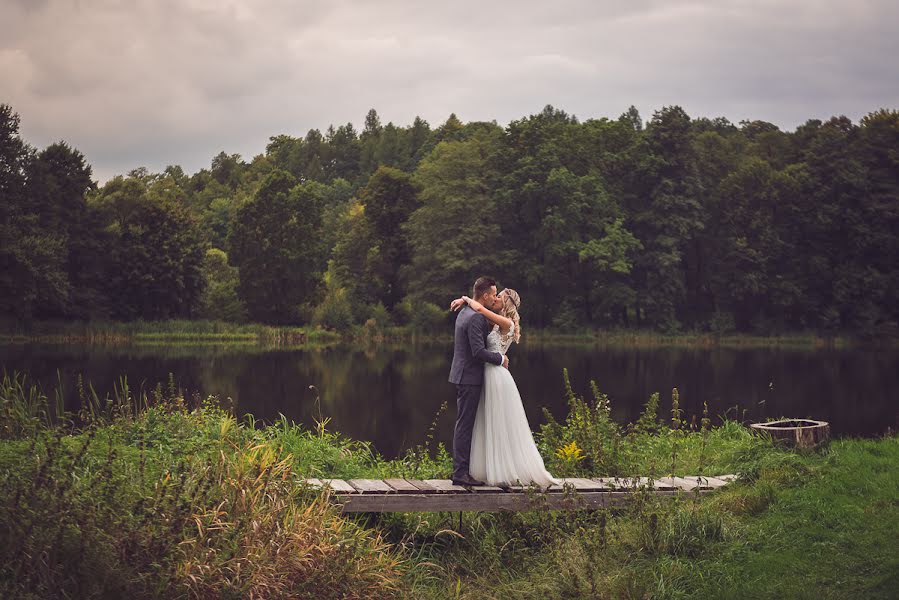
[472,276,496,300]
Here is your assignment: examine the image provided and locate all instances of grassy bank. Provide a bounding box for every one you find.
[0,318,879,349]
[0,371,896,598]
[520,328,859,349]
[0,319,341,346]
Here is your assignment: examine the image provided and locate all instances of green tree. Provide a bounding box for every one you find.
[201,195,239,250]
[331,167,418,314]
[326,123,361,180]
[93,175,207,320]
[406,116,432,168]
[331,201,378,319]
[579,218,644,323]
[228,171,325,324]
[630,106,705,331]
[318,177,355,256]
[797,115,890,332]
[499,105,623,326]
[689,119,748,324]
[26,142,97,318]
[857,109,899,332]
[210,151,245,190]
[199,248,246,321]
[405,134,504,303]
[536,167,630,327]
[709,158,794,329]
[0,105,70,321]
[363,166,418,308]
[359,109,383,175]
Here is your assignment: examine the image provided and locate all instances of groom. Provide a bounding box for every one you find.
[448,276,508,486]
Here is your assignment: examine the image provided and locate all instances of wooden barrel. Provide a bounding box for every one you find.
[749,419,830,449]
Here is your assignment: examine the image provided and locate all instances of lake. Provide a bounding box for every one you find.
[2,341,896,458]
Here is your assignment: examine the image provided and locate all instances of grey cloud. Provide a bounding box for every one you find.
[1,0,897,182]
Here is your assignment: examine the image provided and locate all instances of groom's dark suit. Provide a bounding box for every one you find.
[448,306,503,481]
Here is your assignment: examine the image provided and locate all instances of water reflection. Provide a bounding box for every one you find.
[1,342,896,458]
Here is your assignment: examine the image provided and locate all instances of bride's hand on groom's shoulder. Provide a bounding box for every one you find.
[450,297,466,311]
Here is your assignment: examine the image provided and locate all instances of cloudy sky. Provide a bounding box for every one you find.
[2,0,897,183]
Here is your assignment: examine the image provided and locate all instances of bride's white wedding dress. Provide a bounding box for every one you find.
[470,323,560,487]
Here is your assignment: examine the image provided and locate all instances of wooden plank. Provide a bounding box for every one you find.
[337,490,705,513]
[383,478,421,493]
[423,479,468,493]
[698,476,730,489]
[491,476,685,492]
[468,484,506,493]
[656,476,689,491]
[308,473,732,500]
[347,479,394,493]
[657,476,712,491]
[559,478,611,491]
[652,477,680,491]
[679,475,721,490]
[405,480,439,493]
[316,479,357,494]
[599,476,736,490]
[674,476,703,491]
[594,477,654,489]
[498,481,560,492]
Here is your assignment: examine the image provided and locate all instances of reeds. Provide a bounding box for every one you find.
[0,369,212,439]
[522,327,856,349]
[0,370,66,438]
[0,319,342,348]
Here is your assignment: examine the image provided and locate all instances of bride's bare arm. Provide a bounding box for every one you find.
[461,296,512,332]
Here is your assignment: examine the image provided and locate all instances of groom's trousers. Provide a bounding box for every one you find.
[452,383,481,480]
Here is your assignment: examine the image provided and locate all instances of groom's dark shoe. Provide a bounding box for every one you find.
[452,474,486,487]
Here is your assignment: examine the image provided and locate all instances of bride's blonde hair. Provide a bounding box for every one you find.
[499,288,521,344]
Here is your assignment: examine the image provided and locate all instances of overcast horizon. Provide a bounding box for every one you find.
[3,0,897,183]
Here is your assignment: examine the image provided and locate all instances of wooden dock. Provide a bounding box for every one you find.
[303,475,737,513]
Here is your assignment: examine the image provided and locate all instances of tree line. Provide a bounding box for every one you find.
[1,102,896,335]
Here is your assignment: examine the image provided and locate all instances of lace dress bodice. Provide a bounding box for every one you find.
[487,323,515,355]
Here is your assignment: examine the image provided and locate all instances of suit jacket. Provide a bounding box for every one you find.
[448,306,503,385]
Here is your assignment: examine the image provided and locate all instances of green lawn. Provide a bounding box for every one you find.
[689,437,899,599]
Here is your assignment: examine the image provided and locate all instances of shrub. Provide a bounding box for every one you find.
[540,369,624,476]
[199,248,247,322]
[366,302,392,327]
[409,300,447,334]
[312,285,355,330]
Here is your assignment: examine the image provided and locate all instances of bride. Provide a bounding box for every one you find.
[450,289,560,488]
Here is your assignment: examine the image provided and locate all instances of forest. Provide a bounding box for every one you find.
[1,102,897,335]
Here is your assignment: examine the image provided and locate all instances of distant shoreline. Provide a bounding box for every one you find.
[1,319,891,348]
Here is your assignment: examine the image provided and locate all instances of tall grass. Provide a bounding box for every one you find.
[0,389,405,598]
[537,368,774,479]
